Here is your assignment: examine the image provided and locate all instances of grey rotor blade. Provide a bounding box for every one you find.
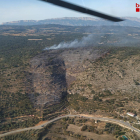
[41,0,123,22]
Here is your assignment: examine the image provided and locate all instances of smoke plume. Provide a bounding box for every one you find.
[44,34,98,50]
[44,26,140,50]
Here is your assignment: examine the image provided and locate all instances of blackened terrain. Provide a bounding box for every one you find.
[29,47,106,108]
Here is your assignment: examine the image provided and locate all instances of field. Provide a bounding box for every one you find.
[67,124,116,140]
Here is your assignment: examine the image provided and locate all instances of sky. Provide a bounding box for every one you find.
[0,0,140,24]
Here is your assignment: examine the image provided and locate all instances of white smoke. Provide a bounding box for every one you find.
[44,34,96,50]
[43,26,140,50]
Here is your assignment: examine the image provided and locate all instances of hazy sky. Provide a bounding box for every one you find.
[1,0,140,24]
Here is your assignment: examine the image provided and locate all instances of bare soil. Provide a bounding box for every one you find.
[35,120,48,126]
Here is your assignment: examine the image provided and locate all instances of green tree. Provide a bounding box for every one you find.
[81,125,87,131]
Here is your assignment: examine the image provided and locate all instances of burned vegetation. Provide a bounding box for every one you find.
[27,47,106,111]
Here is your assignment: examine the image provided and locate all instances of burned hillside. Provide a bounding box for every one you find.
[27,47,106,107]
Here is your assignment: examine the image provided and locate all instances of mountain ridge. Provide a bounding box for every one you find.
[2,17,140,27]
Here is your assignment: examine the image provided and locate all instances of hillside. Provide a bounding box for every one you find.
[1,47,140,139]
[29,46,140,118]
[29,47,106,106]
[67,47,140,116]
[1,17,140,27]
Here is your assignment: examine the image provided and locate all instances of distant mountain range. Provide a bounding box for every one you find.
[1,17,140,27]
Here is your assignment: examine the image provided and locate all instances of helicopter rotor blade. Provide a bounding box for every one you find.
[41,0,123,22]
